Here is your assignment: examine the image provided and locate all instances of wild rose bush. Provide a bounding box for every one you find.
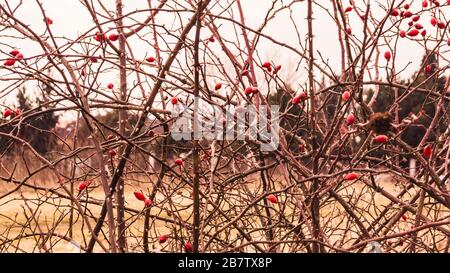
[0,0,449,253]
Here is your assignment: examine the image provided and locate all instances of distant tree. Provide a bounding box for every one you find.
[0,85,59,155]
[368,52,448,147]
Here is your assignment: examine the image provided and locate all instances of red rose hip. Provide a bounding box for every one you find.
[344,173,359,181]
[159,235,168,244]
[346,114,355,126]
[342,91,351,101]
[78,182,87,191]
[267,194,277,204]
[175,158,184,165]
[184,242,193,252]
[373,135,389,143]
[144,199,152,207]
[407,29,420,37]
[134,192,146,201]
[423,145,433,159]
[3,109,12,118]
[384,51,391,61]
[108,33,119,41]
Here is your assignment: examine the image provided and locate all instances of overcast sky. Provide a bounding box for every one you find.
[1,0,449,124]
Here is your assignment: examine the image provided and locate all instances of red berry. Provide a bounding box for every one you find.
[298,92,307,100]
[16,53,24,60]
[209,36,215,42]
[159,235,168,244]
[342,91,351,101]
[448,0,450,4]
[245,86,254,95]
[423,145,433,159]
[214,83,222,90]
[107,83,114,89]
[431,18,437,26]
[109,150,117,156]
[344,173,359,181]
[94,32,105,42]
[423,0,429,8]
[412,15,420,22]
[3,109,12,118]
[346,114,355,126]
[171,97,178,105]
[184,242,193,252]
[144,199,152,207]
[91,57,98,63]
[421,29,427,36]
[45,17,53,25]
[81,68,86,77]
[15,108,22,116]
[384,51,391,61]
[390,9,399,16]
[447,38,450,45]
[134,192,146,201]
[425,64,432,73]
[108,33,119,41]
[402,215,408,221]
[344,6,353,13]
[408,21,414,27]
[403,11,412,18]
[433,0,440,6]
[107,134,115,140]
[10,50,20,56]
[407,29,420,37]
[262,62,271,69]
[175,158,184,166]
[146,56,156,63]
[273,65,282,74]
[415,23,424,29]
[267,194,277,204]
[293,93,307,104]
[346,27,352,34]
[400,30,406,37]
[404,4,410,9]
[4,59,16,66]
[373,135,389,143]
[78,182,87,191]
[291,96,301,105]
[437,21,445,29]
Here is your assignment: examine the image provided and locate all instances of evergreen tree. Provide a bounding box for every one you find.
[368,51,448,147]
[0,85,59,155]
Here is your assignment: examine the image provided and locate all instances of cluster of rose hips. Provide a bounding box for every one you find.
[2,108,22,118]
[262,61,282,75]
[343,1,450,45]
[3,49,24,66]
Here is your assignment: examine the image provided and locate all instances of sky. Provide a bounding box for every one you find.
[1,0,449,124]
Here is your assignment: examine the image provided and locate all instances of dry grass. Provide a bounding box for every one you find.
[0,173,448,253]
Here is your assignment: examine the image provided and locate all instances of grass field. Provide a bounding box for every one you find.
[0,173,448,253]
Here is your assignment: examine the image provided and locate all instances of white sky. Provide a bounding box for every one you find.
[1,0,449,124]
